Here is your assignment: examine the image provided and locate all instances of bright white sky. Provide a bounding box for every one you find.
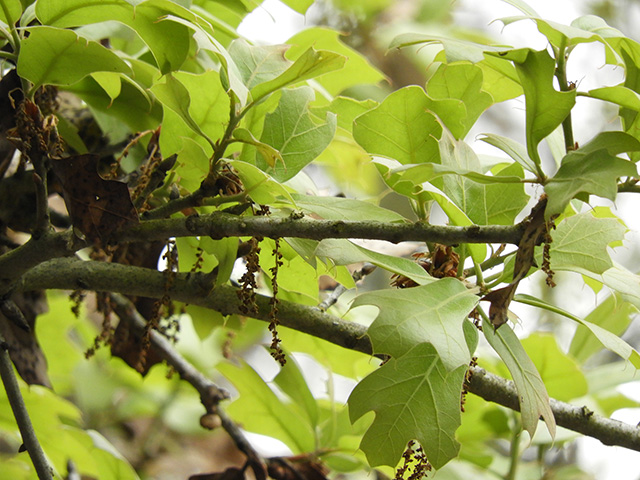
[238,1,640,478]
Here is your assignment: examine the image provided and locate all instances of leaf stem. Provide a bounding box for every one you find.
[554,43,576,152]
[505,418,522,480]
[0,333,53,480]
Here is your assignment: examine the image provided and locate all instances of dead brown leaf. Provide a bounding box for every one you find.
[481,196,554,328]
[51,154,138,244]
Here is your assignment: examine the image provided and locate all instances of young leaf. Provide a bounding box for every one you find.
[550,213,626,274]
[478,133,537,174]
[514,294,640,368]
[348,343,467,469]
[511,49,576,170]
[438,131,528,225]
[353,86,442,165]
[233,127,283,169]
[286,28,385,96]
[484,324,556,440]
[217,360,316,453]
[0,0,21,26]
[250,47,346,103]
[273,354,319,427]
[569,294,637,364]
[390,33,512,63]
[36,0,192,73]
[521,334,588,402]
[152,72,230,151]
[257,86,337,182]
[352,278,479,370]
[425,63,493,139]
[315,239,433,286]
[291,194,408,223]
[229,39,291,89]
[544,150,637,217]
[227,159,295,206]
[18,27,131,90]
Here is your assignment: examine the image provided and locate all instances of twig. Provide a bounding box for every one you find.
[0,332,53,480]
[108,292,267,480]
[317,263,376,311]
[108,293,229,410]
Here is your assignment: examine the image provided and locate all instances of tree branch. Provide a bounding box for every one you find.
[0,332,53,480]
[16,257,640,452]
[108,293,266,480]
[0,214,521,294]
[120,212,523,246]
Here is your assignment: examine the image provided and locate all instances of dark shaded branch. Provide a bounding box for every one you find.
[0,333,53,480]
[16,257,640,452]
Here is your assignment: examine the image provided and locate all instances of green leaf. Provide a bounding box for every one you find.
[353,86,442,165]
[484,324,556,439]
[521,333,588,402]
[587,85,640,110]
[229,39,291,89]
[499,16,607,50]
[279,0,314,14]
[199,237,238,287]
[291,194,408,223]
[438,131,529,225]
[218,360,316,453]
[313,96,379,133]
[315,239,434,286]
[514,294,640,368]
[250,47,346,103]
[550,213,625,274]
[390,33,511,63]
[0,0,21,26]
[512,49,576,169]
[478,133,537,174]
[569,294,637,364]
[545,150,637,217]
[36,0,192,73]
[352,278,479,369]
[425,63,493,139]
[233,127,283,168]
[286,27,385,96]
[227,160,295,206]
[274,354,319,427]
[257,86,337,182]
[152,71,230,151]
[17,26,131,90]
[348,343,467,469]
[475,54,523,103]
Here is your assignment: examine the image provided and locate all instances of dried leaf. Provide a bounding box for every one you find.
[189,467,246,480]
[51,154,138,243]
[0,291,50,386]
[482,197,553,328]
[267,457,329,480]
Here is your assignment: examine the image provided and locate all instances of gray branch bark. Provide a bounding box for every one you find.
[16,257,640,452]
[0,214,522,293]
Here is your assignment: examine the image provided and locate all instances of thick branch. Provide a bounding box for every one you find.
[119,213,523,246]
[0,213,522,294]
[16,257,640,452]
